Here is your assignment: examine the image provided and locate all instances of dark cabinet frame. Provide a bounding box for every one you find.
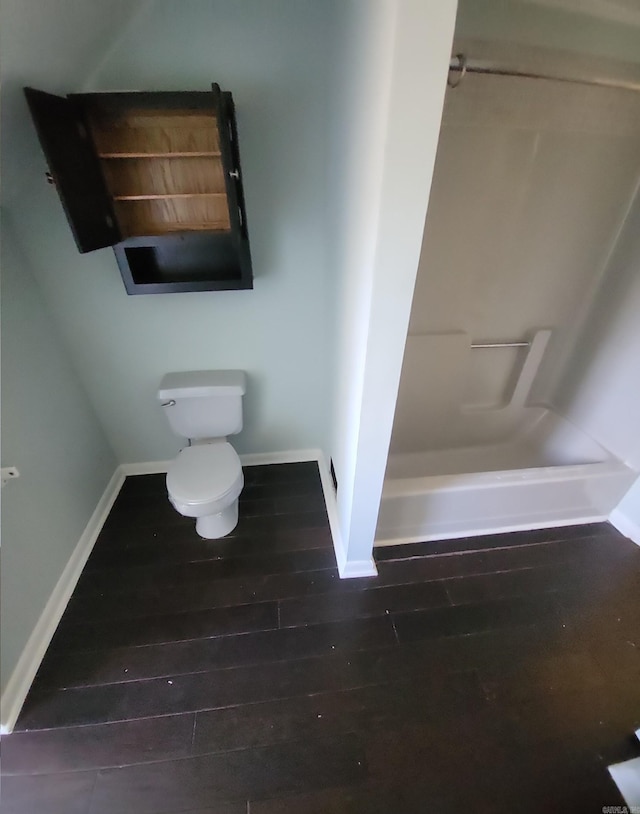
[24,85,253,294]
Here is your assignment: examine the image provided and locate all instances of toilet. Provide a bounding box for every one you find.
[158,370,246,538]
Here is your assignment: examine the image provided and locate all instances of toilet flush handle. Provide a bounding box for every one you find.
[161,400,176,408]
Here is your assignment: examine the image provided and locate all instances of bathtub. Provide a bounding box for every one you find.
[376,408,636,546]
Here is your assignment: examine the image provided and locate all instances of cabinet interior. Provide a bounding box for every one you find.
[86,105,231,238]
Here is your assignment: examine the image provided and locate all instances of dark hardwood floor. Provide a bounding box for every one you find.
[3,462,640,813]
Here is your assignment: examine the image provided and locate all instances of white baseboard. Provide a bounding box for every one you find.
[120,460,172,476]
[0,467,125,735]
[239,449,320,467]
[609,507,640,546]
[336,555,379,579]
[609,756,640,807]
[121,450,322,477]
[316,452,378,579]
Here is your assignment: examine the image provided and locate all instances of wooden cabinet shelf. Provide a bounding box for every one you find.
[24,85,253,294]
[114,193,227,201]
[99,152,222,158]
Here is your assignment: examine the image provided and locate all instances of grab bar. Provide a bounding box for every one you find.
[471,341,529,349]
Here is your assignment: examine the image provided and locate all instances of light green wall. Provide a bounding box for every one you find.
[0,0,145,709]
[9,0,338,465]
[1,0,146,207]
[0,218,117,695]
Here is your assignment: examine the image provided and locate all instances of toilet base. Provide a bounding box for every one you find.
[195,499,239,539]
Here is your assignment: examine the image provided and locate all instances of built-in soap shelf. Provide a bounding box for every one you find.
[391,328,554,452]
[463,329,552,412]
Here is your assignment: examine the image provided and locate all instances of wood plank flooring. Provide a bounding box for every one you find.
[3,462,640,813]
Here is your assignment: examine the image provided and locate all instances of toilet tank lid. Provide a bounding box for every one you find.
[158,370,247,399]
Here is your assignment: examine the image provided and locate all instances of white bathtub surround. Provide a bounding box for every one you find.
[381,62,640,548]
[377,410,636,546]
[391,330,554,453]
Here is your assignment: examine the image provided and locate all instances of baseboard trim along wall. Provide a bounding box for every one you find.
[120,460,172,476]
[240,450,321,467]
[0,467,125,735]
[316,451,378,580]
[608,731,640,808]
[1,450,375,732]
[609,507,640,546]
[121,449,323,476]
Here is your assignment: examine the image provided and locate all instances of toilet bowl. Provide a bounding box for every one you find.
[166,441,244,538]
[158,370,247,539]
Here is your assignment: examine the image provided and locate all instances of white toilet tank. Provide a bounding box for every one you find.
[158,370,247,440]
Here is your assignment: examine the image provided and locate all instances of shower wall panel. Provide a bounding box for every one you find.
[392,72,640,455]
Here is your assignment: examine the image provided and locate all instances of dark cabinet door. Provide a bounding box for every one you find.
[24,88,121,252]
[211,83,252,285]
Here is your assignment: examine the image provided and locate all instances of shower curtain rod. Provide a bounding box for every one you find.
[448,53,640,93]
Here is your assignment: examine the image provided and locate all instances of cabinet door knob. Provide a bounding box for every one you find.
[45,171,55,186]
[229,169,240,180]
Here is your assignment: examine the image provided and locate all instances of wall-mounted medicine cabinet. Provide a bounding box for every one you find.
[24,85,252,294]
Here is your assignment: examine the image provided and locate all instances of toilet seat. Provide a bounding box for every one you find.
[166,442,243,515]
